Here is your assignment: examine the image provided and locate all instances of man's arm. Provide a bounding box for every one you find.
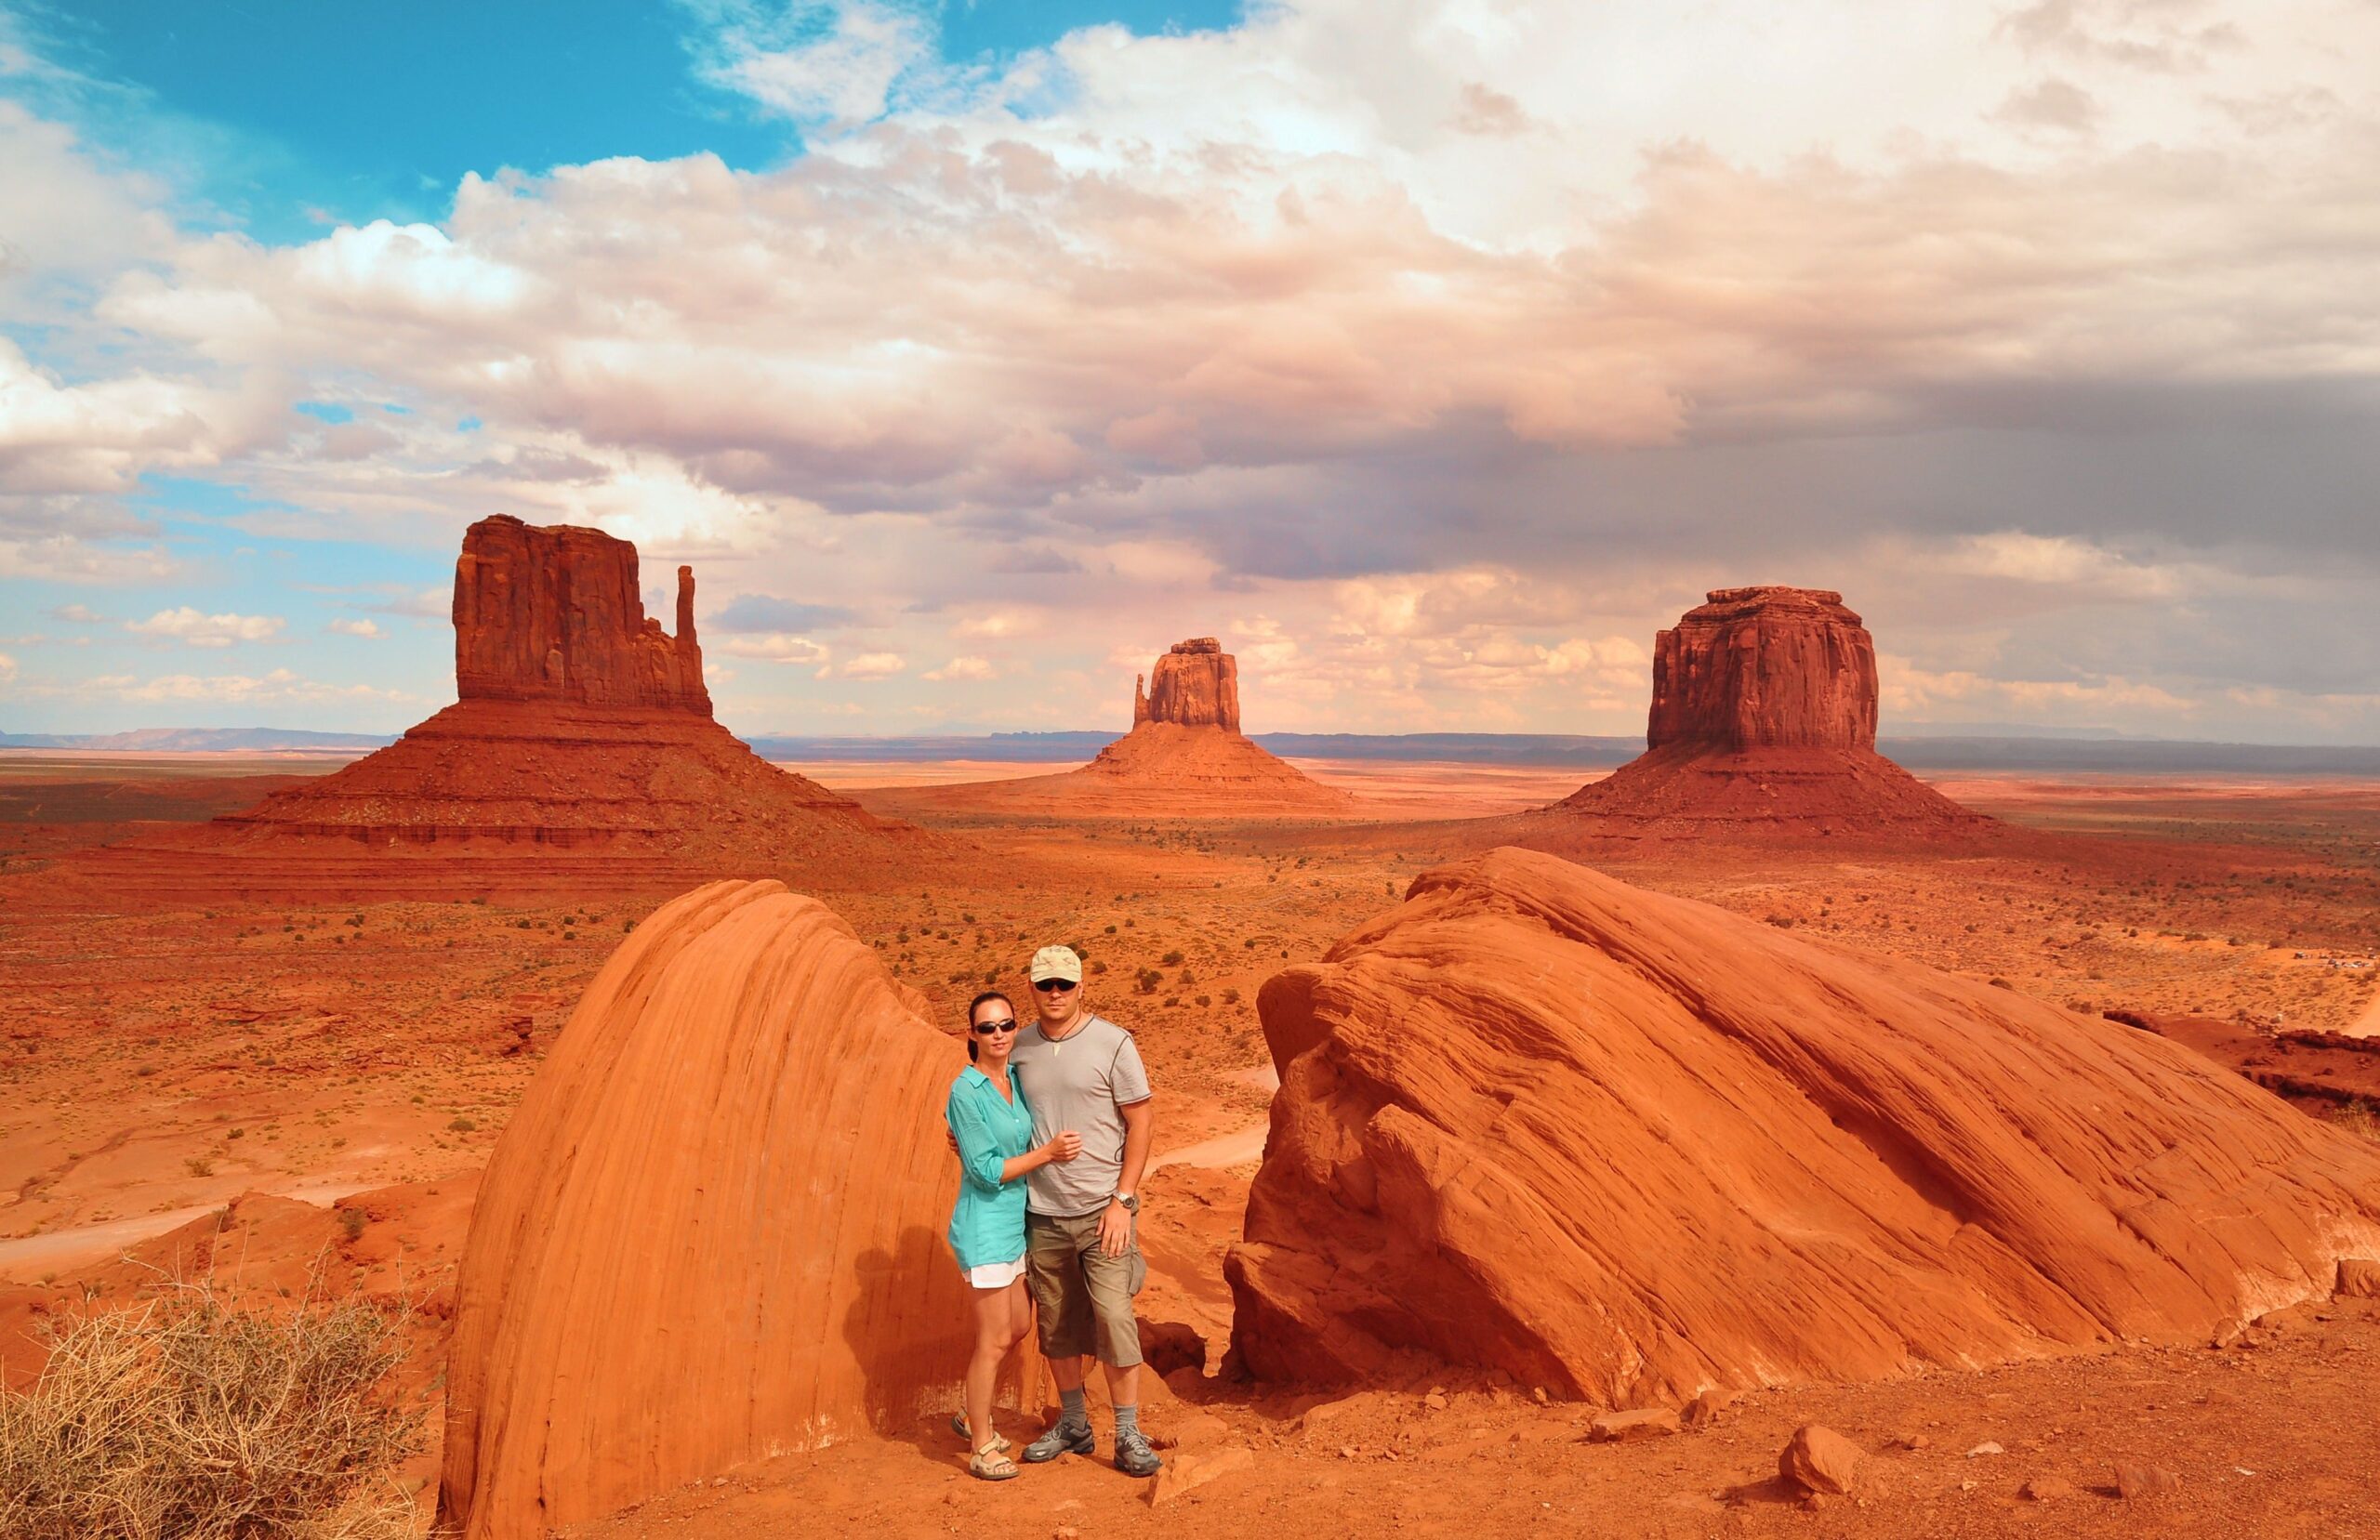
[1099,1096,1153,1257]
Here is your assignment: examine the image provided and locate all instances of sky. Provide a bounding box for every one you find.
[2,0,2376,743]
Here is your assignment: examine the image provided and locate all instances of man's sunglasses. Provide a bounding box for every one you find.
[972,1018,1018,1035]
[1033,979,1078,994]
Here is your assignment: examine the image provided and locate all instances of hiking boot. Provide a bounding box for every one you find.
[1113,1425,1163,1478]
[1021,1419,1095,1463]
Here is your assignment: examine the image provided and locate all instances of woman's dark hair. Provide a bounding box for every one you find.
[965,990,1013,1064]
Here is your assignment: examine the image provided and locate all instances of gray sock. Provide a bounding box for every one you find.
[1114,1403,1140,1439]
[1059,1389,1089,1429]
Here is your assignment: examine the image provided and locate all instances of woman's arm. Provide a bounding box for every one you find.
[948,1089,1078,1193]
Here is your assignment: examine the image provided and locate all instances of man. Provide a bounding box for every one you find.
[1006,943,1159,1477]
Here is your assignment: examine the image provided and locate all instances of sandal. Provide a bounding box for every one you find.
[969,1444,1021,1481]
[951,1412,1012,1454]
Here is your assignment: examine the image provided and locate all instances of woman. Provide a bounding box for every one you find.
[946,990,1079,1481]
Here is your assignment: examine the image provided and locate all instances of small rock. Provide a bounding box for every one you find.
[1055,1529,1080,1540]
[1965,1441,2005,1458]
[2117,1462,2182,1499]
[1890,1432,1931,1452]
[1338,1446,1356,1460]
[1148,1445,1255,1506]
[1531,1386,1550,1405]
[1587,1408,1682,1443]
[1681,1389,1733,1431]
[1422,1392,1448,1412]
[2021,1475,2080,1501]
[1778,1424,1863,1496]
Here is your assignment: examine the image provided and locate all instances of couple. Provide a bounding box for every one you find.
[944,943,1158,1482]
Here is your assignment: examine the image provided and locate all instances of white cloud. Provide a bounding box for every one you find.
[327,616,385,638]
[126,607,286,647]
[837,651,906,679]
[922,655,995,681]
[48,602,109,623]
[719,632,830,666]
[0,652,16,683]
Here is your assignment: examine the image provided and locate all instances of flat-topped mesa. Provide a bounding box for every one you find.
[1646,586,1875,752]
[454,514,710,715]
[1133,637,1240,731]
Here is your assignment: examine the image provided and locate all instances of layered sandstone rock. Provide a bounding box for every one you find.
[82,517,930,897]
[1646,587,1874,751]
[453,514,708,713]
[1550,586,1990,836]
[1135,638,1240,731]
[1226,848,2380,1403]
[439,880,985,1539]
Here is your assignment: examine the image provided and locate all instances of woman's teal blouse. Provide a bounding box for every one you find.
[945,1063,1034,1270]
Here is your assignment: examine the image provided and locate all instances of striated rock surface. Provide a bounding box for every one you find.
[1647,587,1873,751]
[80,517,932,898]
[454,515,709,713]
[439,880,987,1539]
[1545,586,1991,838]
[1226,848,2380,1404]
[1135,638,1240,731]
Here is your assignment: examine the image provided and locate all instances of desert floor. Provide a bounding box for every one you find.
[3,753,2378,1536]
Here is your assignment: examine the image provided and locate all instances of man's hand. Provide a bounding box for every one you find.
[1097,1197,1132,1257]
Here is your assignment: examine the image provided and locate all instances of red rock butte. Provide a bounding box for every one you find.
[438,879,1002,1539]
[883,636,1356,817]
[1552,586,1991,837]
[1226,848,2380,1403]
[73,516,930,899]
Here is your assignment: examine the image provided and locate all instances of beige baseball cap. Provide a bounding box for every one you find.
[1028,944,1083,984]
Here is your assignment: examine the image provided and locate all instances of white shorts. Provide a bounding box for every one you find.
[963,1256,1028,1289]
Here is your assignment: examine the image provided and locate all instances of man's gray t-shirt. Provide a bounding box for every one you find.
[1010,1014,1151,1218]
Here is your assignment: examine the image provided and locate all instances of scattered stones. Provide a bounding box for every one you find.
[2117,1462,2183,1499]
[1778,1424,1864,1496]
[1587,1408,1681,1442]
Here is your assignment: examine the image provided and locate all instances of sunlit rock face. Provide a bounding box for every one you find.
[453,514,710,714]
[1646,587,1874,752]
[1227,848,2380,1402]
[438,879,977,1539]
[1134,637,1241,731]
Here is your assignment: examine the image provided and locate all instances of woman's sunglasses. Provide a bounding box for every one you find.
[1033,980,1078,994]
[972,1018,1018,1035]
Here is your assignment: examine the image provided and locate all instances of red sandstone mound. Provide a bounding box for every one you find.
[1543,587,1991,838]
[1226,847,2380,1404]
[886,637,1357,818]
[439,879,992,1539]
[77,516,932,898]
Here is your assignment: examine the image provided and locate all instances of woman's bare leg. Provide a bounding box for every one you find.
[965,1281,1026,1452]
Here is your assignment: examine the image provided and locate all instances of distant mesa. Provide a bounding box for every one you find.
[76,515,932,898]
[440,879,1002,1538]
[1226,847,2380,1402]
[1549,586,1993,837]
[879,634,1357,818]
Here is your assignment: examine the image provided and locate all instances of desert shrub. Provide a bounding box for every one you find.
[1160,950,1184,967]
[1135,968,1163,995]
[0,1281,422,1539]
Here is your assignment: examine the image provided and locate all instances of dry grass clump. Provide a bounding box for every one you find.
[0,1278,423,1539]
[2329,1101,2380,1145]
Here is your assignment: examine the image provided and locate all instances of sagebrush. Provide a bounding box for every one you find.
[0,1277,424,1540]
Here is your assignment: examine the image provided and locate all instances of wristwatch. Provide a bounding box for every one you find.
[1112,1192,1138,1213]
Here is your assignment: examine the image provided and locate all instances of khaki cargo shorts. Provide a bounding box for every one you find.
[1025,1208,1146,1367]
